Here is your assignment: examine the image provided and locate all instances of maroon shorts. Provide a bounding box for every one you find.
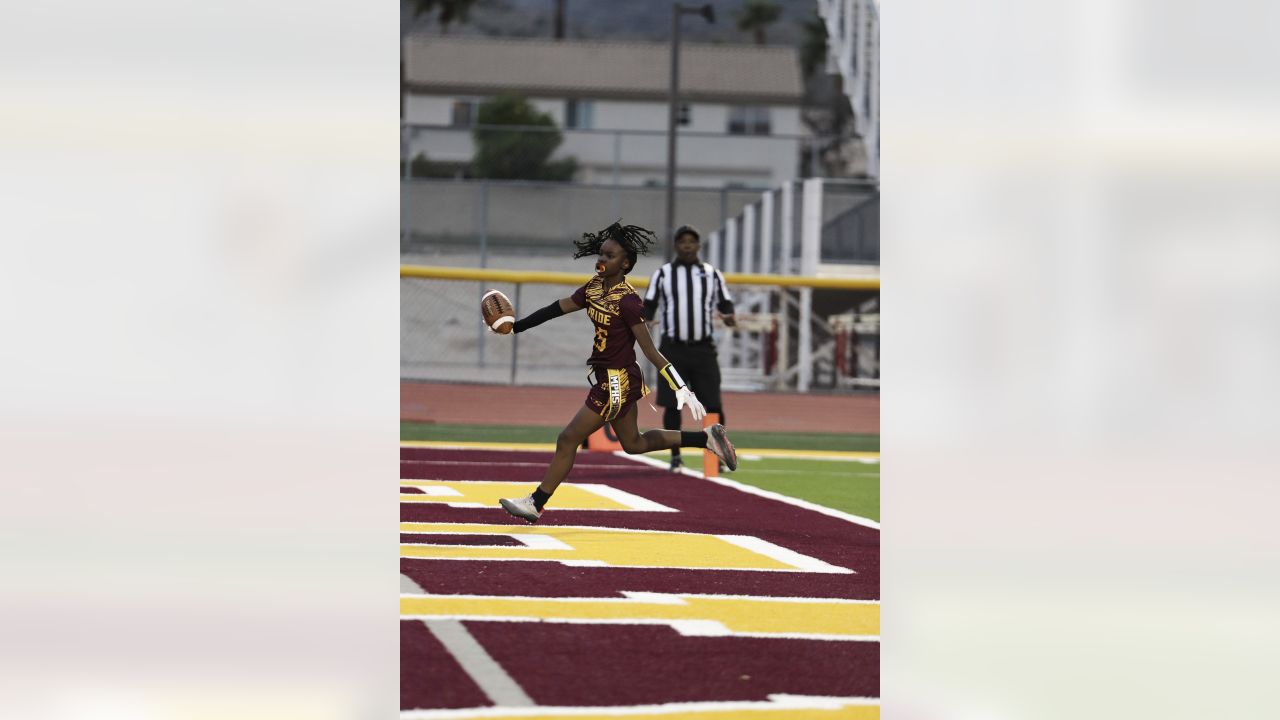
[584,363,649,422]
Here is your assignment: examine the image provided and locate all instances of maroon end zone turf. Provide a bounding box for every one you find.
[467,621,879,705]
[400,448,879,601]
[401,447,880,711]
[401,620,493,710]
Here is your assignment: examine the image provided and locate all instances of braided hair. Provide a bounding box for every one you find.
[572,220,656,275]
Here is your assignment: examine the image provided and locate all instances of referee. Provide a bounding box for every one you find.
[644,225,736,471]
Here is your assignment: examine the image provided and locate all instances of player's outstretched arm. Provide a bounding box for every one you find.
[631,320,668,370]
[631,321,705,420]
[514,297,581,334]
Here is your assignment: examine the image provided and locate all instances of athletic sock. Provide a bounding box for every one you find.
[663,408,682,459]
[531,487,552,511]
[680,431,708,448]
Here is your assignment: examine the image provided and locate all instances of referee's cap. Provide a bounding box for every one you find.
[674,224,701,242]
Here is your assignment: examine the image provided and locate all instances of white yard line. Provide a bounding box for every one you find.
[423,619,535,708]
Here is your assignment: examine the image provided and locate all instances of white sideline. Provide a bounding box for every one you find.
[617,451,881,530]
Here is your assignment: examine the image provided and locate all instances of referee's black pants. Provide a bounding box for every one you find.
[656,339,725,456]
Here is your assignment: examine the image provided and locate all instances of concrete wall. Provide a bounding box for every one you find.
[402,179,764,258]
[405,95,458,125]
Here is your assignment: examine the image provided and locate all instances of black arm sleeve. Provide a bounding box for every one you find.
[513,300,566,333]
[643,298,659,321]
[717,299,736,315]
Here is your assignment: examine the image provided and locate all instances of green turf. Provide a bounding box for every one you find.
[648,453,880,522]
[402,422,879,452]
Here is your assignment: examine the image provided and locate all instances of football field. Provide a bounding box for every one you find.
[401,440,880,718]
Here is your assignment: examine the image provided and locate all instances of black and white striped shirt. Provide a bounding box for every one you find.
[643,261,735,343]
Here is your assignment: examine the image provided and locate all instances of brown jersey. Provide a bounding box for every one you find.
[571,276,646,369]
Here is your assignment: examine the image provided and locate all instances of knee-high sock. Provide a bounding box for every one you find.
[663,406,682,457]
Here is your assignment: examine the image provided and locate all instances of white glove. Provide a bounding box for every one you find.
[675,386,706,421]
[660,363,705,421]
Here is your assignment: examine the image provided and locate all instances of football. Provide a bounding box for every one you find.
[481,289,515,334]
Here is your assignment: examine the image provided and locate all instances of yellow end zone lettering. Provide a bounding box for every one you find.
[400,593,879,640]
[400,522,851,574]
[399,481,675,512]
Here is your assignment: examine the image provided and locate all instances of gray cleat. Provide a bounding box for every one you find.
[705,423,738,472]
[499,494,542,523]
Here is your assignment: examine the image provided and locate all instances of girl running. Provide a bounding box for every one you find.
[497,221,737,523]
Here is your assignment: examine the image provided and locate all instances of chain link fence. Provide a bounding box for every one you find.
[401,273,879,392]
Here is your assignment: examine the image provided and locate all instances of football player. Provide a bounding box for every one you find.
[493,221,737,523]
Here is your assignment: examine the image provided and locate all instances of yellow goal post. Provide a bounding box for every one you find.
[400,264,879,392]
[400,264,880,291]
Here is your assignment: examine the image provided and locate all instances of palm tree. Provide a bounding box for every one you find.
[412,0,477,35]
[799,12,829,78]
[735,0,781,45]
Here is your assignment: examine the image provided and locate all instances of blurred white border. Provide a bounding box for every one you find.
[0,1,397,718]
[885,0,1280,717]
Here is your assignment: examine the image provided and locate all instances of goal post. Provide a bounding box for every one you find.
[401,265,879,392]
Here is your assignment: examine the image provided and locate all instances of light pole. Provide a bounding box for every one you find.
[664,3,715,259]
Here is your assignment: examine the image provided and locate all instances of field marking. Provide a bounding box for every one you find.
[400,521,832,538]
[401,556,858,573]
[411,486,463,497]
[401,591,879,640]
[401,694,880,719]
[400,522,854,574]
[575,483,678,512]
[402,459,645,469]
[729,468,879,478]
[717,535,854,574]
[402,440,879,462]
[403,440,558,451]
[400,480,678,512]
[621,452,880,530]
[402,532,573,551]
[400,591,879,604]
[422,619,534,707]
[408,615,881,643]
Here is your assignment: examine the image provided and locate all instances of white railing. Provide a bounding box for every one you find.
[708,178,879,392]
[816,0,880,179]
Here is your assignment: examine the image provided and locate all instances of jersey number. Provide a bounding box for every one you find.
[594,327,608,352]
